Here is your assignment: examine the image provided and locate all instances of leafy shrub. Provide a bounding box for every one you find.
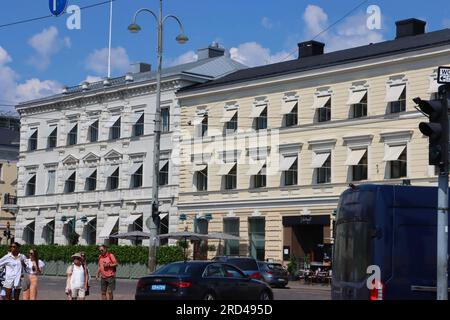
[156,246,186,265]
[0,245,182,265]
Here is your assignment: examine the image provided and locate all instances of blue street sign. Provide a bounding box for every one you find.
[49,0,68,16]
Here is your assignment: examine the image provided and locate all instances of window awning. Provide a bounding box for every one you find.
[159,213,168,219]
[86,118,99,127]
[99,216,119,239]
[311,153,330,169]
[220,109,238,123]
[159,160,169,170]
[280,156,298,171]
[44,218,55,225]
[84,216,97,225]
[104,165,119,177]
[81,167,97,179]
[347,90,367,105]
[312,96,331,109]
[251,104,267,118]
[67,122,78,133]
[345,149,367,166]
[193,164,207,172]
[25,173,36,184]
[64,170,76,180]
[428,78,440,93]
[105,115,121,128]
[63,217,74,225]
[125,214,142,225]
[281,101,298,115]
[385,84,405,102]
[217,163,236,175]
[131,112,144,124]
[45,126,57,137]
[247,161,266,175]
[192,115,206,125]
[26,128,37,139]
[383,145,406,161]
[21,219,35,229]
[129,162,143,175]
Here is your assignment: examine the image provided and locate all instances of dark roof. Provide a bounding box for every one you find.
[0,128,20,146]
[180,29,450,93]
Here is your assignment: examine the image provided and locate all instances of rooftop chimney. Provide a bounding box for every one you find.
[197,42,225,60]
[298,40,325,59]
[131,62,151,74]
[396,18,426,38]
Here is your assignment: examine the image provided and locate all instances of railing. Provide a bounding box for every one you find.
[3,193,17,205]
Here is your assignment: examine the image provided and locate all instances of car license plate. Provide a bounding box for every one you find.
[278,278,286,282]
[151,284,166,291]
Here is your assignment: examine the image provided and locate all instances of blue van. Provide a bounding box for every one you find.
[332,184,450,300]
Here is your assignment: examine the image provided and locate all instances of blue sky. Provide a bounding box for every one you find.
[0,0,449,113]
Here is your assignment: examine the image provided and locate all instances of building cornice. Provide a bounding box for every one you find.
[177,46,450,100]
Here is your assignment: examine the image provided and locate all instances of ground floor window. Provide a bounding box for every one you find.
[44,220,55,245]
[224,218,240,255]
[248,217,265,261]
[23,221,35,245]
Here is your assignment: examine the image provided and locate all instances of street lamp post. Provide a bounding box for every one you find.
[128,0,188,273]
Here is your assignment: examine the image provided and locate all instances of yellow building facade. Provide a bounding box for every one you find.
[176,21,450,263]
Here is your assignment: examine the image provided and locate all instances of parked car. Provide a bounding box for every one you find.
[135,261,273,300]
[212,256,263,280]
[258,261,289,288]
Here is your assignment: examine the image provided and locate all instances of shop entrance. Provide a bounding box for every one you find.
[283,215,331,265]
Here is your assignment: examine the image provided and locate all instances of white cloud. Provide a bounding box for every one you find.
[302,5,385,52]
[167,51,198,67]
[84,75,103,83]
[0,46,61,112]
[15,79,62,102]
[230,42,289,67]
[261,17,273,29]
[85,47,130,75]
[28,26,71,70]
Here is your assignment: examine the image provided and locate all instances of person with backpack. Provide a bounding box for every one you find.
[65,253,89,300]
[96,245,118,300]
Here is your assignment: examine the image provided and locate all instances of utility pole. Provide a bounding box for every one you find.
[128,0,188,272]
[415,83,449,300]
[437,84,449,300]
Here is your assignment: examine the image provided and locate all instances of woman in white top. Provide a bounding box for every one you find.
[66,253,88,300]
[22,248,45,300]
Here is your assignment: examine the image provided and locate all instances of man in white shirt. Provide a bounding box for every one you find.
[0,242,26,300]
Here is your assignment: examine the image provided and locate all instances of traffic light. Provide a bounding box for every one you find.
[415,95,449,173]
[151,202,160,220]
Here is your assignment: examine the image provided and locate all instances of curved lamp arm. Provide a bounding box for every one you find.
[132,8,158,24]
[163,14,186,34]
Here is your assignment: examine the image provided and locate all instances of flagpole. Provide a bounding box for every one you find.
[107,0,113,78]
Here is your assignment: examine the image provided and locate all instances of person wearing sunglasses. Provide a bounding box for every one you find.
[0,242,26,300]
[22,248,45,300]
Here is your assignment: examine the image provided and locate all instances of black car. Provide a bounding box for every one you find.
[212,256,263,280]
[135,261,273,300]
[257,261,289,288]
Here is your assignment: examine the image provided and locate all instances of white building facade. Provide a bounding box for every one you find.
[14,45,245,245]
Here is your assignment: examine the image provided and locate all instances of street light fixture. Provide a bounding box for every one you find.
[128,0,188,273]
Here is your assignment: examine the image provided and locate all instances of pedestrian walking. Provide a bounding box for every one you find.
[97,245,118,300]
[65,253,89,300]
[80,252,91,297]
[0,242,26,300]
[22,248,45,300]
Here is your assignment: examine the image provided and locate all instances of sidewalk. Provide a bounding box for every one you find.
[287,281,332,291]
